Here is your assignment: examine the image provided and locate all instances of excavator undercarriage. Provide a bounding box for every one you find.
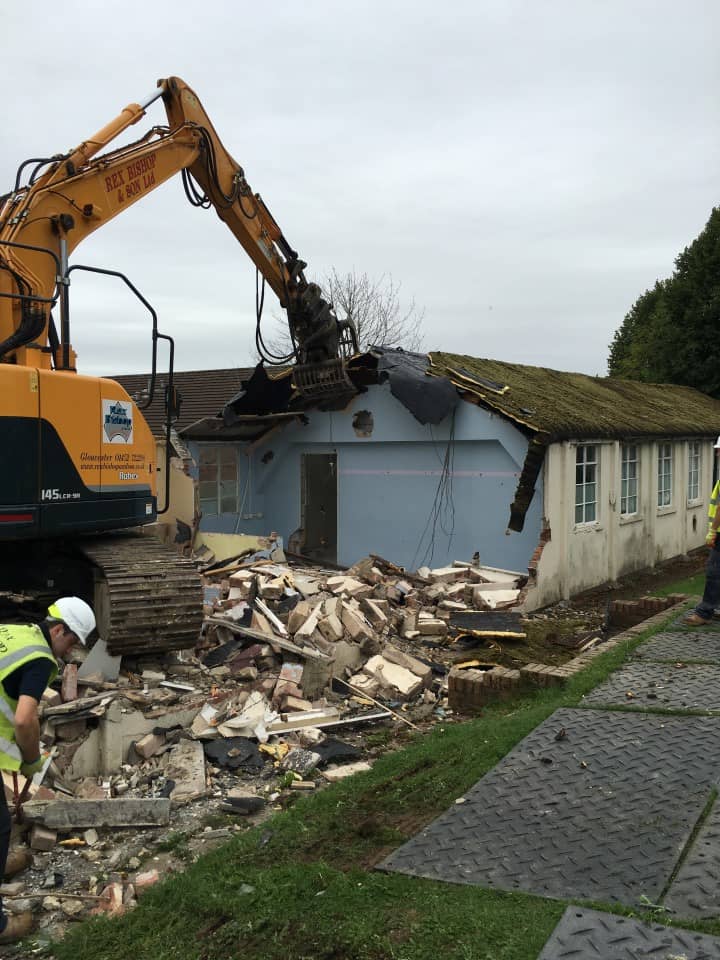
[1,532,202,655]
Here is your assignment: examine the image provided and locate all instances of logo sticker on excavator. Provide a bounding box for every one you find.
[102,400,134,443]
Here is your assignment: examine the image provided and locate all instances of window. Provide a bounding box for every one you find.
[688,441,701,502]
[199,446,239,516]
[621,444,639,516]
[575,445,598,524]
[657,443,673,507]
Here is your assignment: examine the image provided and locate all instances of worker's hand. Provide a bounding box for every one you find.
[707,530,718,547]
[19,755,45,778]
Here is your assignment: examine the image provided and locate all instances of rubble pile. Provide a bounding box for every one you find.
[0,548,527,943]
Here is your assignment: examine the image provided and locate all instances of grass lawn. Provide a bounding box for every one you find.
[653,572,704,596]
[46,593,718,960]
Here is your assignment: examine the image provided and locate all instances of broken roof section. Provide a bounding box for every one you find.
[112,368,255,436]
[350,347,459,425]
[427,352,720,532]
[115,351,720,533]
[428,353,720,441]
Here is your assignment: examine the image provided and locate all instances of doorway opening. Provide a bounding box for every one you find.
[301,453,337,564]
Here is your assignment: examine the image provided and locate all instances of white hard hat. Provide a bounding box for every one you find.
[48,597,96,645]
[714,436,720,449]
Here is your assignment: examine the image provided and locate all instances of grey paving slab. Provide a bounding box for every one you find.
[582,662,720,711]
[537,906,720,959]
[665,799,720,919]
[379,708,720,905]
[634,631,720,663]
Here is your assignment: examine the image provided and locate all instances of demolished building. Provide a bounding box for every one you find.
[115,350,720,609]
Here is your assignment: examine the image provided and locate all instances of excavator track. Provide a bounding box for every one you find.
[80,532,202,656]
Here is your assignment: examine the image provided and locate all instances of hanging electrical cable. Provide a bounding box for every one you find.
[412,409,457,569]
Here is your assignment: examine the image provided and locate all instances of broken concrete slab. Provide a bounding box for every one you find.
[134,732,166,760]
[67,700,200,778]
[318,613,344,643]
[468,565,523,585]
[341,605,373,641]
[30,825,57,851]
[347,672,382,698]
[21,798,172,829]
[473,587,521,610]
[326,575,372,597]
[164,740,207,804]
[381,644,432,686]
[362,656,423,699]
[428,566,468,584]
[360,598,388,627]
[322,761,372,781]
[331,640,364,677]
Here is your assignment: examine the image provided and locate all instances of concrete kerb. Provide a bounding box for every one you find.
[448,595,692,713]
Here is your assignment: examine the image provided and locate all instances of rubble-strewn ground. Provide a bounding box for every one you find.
[0,544,705,955]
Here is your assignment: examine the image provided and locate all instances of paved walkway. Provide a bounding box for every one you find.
[380,602,720,958]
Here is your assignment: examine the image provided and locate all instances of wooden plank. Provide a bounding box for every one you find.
[21,798,171,829]
[40,692,116,719]
[205,618,331,661]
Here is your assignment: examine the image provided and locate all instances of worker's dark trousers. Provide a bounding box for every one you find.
[0,785,9,930]
[696,546,720,619]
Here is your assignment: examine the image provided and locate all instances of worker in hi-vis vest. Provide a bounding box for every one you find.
[685,436,720,626]
[0,596,95,945]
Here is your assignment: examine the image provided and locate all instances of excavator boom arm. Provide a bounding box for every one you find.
[0,77,354,371]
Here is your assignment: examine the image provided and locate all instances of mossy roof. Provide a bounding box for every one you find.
[428,353,720,442]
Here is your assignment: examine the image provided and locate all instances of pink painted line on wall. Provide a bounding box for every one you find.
[339,469,519,478]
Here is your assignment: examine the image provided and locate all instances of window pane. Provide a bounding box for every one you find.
[221,462,237,481]
[199,481,217,500]
[199,498,217,516]
[575,504,583,524]
[199,464,217,482]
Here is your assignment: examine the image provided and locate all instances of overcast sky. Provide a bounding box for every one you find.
[2,0,718,379]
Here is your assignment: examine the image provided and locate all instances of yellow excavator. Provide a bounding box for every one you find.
[0,76,357,653]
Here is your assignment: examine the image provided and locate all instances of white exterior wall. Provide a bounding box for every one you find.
[525,437,712,609]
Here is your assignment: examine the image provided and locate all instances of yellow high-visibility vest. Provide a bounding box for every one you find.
[0,624,57,771]
[709,480,720,533]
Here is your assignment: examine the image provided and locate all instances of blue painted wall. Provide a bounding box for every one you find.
[189,383,542,573]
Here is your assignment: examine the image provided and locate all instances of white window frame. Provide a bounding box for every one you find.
[657,442,673,509]
[575,444,598,525]
[687,440,701,504]
[198,445,239,516]
[620,443,639,517]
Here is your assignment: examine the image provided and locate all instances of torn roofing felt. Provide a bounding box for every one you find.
[349,346,459,425]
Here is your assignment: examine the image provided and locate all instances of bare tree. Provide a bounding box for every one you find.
[255,268,425,361]
[322,268,424,352]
